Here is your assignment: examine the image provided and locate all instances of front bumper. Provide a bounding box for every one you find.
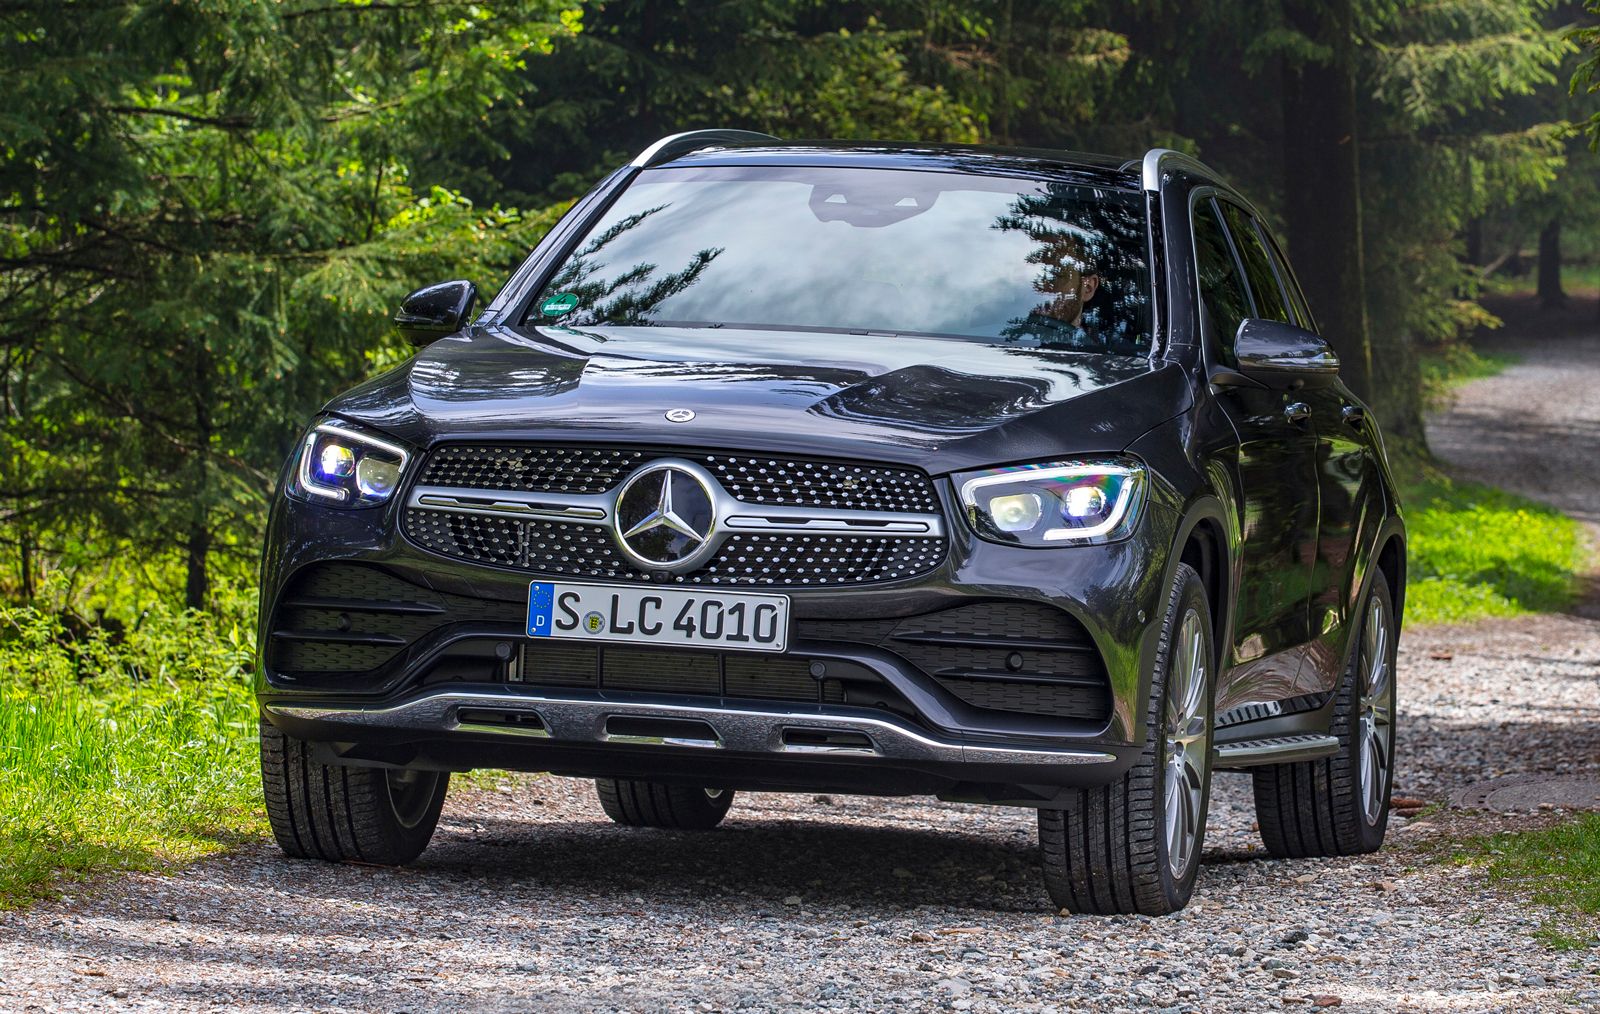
[257,472,1178,805]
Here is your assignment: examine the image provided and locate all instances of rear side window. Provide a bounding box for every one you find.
[1218,201,1291,325]
[1191,199,1251,361]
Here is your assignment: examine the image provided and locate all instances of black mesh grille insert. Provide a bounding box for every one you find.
[934,678,1108,721]
[416,444,940,513]
[799,602,1111,723]
[267,563,523,678]
[402,507,947,586]
[517,642,848,703]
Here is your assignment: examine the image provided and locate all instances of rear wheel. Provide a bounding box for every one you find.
[260,721,448,865]
[1038,563,1214,915]
[595,779,734,829]
[1253,569,1397,857]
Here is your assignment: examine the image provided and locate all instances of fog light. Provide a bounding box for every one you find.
[989,493,1042,533]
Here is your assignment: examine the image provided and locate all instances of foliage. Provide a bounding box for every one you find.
[0,586,261,907]
[0,1,581,608]
[1418,344,1519,409]
[1400,470,1589,624]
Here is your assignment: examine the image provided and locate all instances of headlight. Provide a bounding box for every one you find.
[290,421,410,507]
[958,458,1145,546]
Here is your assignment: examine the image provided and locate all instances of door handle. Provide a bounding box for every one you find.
[1284,401,1311,424]
[1341,404,1366,428]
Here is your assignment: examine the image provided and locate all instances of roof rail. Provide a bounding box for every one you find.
[631,129,782,169]
[1135,148,1223,192]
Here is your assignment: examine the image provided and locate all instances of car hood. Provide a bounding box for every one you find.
[327,324,1191,475]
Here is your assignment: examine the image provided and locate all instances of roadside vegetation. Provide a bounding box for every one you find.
[1400,470,1590,625]
[0,588,262,909]
[1447,816,1600,950]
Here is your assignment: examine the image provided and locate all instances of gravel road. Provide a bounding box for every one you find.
[3,302,1598,1013]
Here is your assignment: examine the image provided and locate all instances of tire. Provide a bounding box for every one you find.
[595,779,734,829]
[1253,569,1397,858]
[259,721,448,865]
[1038,562,1215,916]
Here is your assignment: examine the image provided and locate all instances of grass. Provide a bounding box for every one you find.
[1403,338,1592,625]
[1399,468,1590,625]
[1445,815,1600,951]
[0,593,265,909]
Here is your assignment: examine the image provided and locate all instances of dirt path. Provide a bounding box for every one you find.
[2,305,1598,1013]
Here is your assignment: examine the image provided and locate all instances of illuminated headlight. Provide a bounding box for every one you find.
[291,421,410,507]
[958,458,1145,545]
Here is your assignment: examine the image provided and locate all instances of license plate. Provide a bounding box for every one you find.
[526,582,790,653]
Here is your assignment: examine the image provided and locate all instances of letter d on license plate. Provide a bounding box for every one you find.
[527,582,789,653]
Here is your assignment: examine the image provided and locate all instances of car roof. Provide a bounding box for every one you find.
[654,140,1143,190]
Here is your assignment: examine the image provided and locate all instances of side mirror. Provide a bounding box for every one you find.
[1212,318,1340,390]
[394,280,478,346]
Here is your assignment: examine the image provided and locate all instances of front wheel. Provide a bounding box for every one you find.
[1038,562,1215,916]
[260,721,448,865]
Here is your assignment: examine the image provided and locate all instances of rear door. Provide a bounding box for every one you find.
[1193,196,1320,716]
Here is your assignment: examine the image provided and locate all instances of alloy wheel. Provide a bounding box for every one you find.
[1163,606,1210,881]
[385,769,442,830]
[1357,596,1395,826]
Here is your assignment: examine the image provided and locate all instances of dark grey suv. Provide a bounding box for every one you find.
[257,130,1405,915]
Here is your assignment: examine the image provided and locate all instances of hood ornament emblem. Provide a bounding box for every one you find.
[665,408,696,423]
[613,463,717,570]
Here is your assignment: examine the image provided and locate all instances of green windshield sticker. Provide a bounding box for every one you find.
[540,292,580,317]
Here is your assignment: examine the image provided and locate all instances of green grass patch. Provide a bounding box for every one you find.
[0,594,265,909]
[1444,815,1600,950]
[1399,468,1590,625]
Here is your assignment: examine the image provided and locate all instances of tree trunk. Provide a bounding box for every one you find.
[1280,0,1373,404]
[1464,217,1482,267]
[1538,216,1565,310]
[184,521,209,611]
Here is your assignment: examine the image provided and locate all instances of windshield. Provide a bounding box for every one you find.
[529,166,1153,355]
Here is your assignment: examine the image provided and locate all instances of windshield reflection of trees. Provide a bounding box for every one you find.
[541,204,724,326]
[534,169,1152,355]
[994,184,1152,355]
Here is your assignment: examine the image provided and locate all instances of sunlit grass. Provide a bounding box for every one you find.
[0,596,265,908]
[1400,472,1589,625]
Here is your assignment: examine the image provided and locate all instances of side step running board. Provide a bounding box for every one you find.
[1213,734,1339,769]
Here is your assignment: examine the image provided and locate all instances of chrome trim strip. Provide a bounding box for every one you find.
[265,690,1119,767]
[409,487,611,524]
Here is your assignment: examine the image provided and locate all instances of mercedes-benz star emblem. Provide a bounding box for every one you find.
[665,408,696,423]
[613,463,716,570]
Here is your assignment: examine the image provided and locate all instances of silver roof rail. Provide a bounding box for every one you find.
[1136,148,1224,192]
[631,129,782,169]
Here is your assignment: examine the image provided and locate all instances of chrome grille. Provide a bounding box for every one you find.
[402,444,948,586]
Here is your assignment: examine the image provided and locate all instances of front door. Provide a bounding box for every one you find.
[1192,196,1320,716]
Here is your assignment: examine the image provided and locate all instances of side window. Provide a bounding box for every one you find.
[1259,227,1319,334]
[1218,201,1291,324]
[1191,198,1252,362]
